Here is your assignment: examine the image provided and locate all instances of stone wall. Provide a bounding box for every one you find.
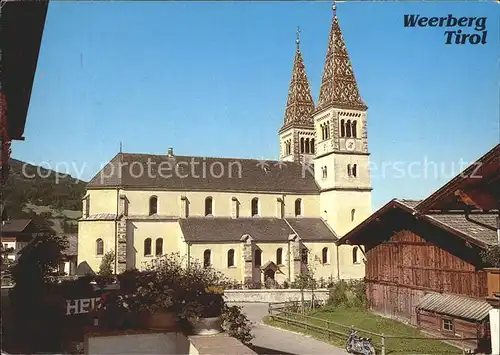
[85,331,255,355]
[224,288,330,303]
[86,331,188,354]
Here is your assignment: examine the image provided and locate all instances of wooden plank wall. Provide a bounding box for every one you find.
[366,230,488,298]
[417,310,483,350]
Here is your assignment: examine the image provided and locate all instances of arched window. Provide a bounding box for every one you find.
[340,119,345,137]
[352,121,357,138]
[227,249,235,267]
[203,249,211,268]
[351,209,356,222]
[300,138,305,153]
[352,164,358,177]
[326,121,330,139]
[322,247,328,264]
[346,120,352,138]
[323,166,328,178]
[155,238,163,256]
[295,198,302,216]
[205,197,213,216]
[251,198,259,216]
[320,124,324,140]
[149,196,158,215]
[305,138,310,154]
[301,248,308,264]
[347,164,352,177]
[144,238,152,256]
[96,238,104,256]
[276,248,283,265]
[310,139,315,154]
[254,249,262,267]
[353,247,359,264]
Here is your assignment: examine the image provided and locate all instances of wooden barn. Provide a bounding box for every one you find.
[338,144,500,353]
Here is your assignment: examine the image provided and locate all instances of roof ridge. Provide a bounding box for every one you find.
[121,152,300,164]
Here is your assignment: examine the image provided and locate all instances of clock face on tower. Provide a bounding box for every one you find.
[345,139,356,151]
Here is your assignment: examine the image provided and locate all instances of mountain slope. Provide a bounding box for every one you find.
[1,159,87,233]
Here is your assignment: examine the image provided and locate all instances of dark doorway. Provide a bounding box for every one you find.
[264,268,275,281]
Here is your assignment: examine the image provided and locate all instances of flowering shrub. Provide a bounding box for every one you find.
[96,253,253,344]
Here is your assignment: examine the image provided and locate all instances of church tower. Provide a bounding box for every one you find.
[314,4,372,236]
[279,27,316,163]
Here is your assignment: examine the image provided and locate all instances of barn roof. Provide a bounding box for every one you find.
[338,199,497,248]
[179,217,337,243]
[416,293,492,322]
[3,1,49,141]
[86,153,319,194]
[416,144,500,213]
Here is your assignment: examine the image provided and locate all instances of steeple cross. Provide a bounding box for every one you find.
[296,26,301,50]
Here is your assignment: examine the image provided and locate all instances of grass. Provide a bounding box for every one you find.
[264,306,464,354]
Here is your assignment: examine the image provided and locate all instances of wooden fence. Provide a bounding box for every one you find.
[268,302,478,355]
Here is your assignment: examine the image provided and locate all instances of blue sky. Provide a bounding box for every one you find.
[13,1,499,211]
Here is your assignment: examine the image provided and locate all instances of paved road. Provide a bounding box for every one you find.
[233,303,349,355]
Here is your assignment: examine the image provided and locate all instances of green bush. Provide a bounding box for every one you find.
[327,279,367,309]
[98,250,115,277]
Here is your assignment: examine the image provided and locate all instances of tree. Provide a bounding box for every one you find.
[8,234,68,352]
[98,250,115,277]
[481,245,500,268]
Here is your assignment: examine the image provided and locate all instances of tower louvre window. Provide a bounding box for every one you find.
[285,140,291,155]
[347,164,351,176]
[340,119,345,138]
[310,139,315,153]
[300,138,305,153]
[305,138,310,154]
[352,164,358,177]
[346,120,352,138]
[326,121,330,139]
[352,121,357,138]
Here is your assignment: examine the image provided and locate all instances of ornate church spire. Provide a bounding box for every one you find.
[316,2,367,112]
[279,26,315,133]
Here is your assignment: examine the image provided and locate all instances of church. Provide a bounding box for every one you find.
[77,4,372,285]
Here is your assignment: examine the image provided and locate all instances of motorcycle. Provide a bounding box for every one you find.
[346,328,376,355]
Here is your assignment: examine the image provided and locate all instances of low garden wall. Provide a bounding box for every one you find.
[85,330,256,355]
[224,288,330,303]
